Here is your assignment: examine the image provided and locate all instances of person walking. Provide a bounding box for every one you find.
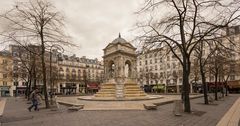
[28,88,39,111]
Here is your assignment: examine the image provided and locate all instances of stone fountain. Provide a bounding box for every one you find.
[79,34,161,101]
[93,34,147,100]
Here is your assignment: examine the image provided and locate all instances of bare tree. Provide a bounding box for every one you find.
[1,0,73,108]
[137,0,240,112]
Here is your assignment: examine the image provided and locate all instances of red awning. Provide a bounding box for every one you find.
[206,82,225,87]
[87,83,99,89]
[227,80,240,89]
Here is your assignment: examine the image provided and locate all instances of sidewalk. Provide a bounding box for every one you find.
[217,97,240,126]
[0,94,239,126]
[0,98,6,116]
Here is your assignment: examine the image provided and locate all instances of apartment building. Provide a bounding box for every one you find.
[137,48,183,93]
[9,44,104,96]
[137,26,240,93]
[0,50,13,96]
[57,55,104,94]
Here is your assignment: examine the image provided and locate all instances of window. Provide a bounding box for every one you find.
[230,75,235,80]
[13,66,18,71]
[179,78,182,83]
[145,60,148,65]
[155,65,158,70]
[3,74,7,78]
[167,56,170,61]
[150,66,153,71]
[13,73,18,78]
[160,65,163,70]
[22,82,26,86]
[3,81,7,86]
[167,63,170,69]
[78,69,81,79]
[2,60,8,65]
[230,44,234,50]
[139,61,142,66]
[172,63,176,69]
[14,82,19,86]
[150,59,152,64]
[155,59,157,63]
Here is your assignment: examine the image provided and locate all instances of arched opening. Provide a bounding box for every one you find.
[109,61,115,78]
[125,60,131,78]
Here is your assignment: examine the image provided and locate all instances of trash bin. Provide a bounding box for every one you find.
[173,100,183,116]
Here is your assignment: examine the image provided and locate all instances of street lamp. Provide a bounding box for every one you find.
[48,44,64,105]
[83,65,89,94]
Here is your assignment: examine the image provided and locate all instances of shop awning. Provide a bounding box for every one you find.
[87,83,99,89]
[0,86,10,91]
[152,84,165,90]
[227,80,240,89]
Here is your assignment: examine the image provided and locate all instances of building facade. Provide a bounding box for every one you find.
[8,44,104,96]
[137,48,183,93]
[57,55,104,94]
[0,50,13,96]
[137,26,240,93]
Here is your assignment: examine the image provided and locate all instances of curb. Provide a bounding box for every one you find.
[216,97,240,126]
[0,98,6,117]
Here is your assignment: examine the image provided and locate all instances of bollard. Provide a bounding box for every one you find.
[173,100,183,116]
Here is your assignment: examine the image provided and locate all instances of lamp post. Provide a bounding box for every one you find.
[49,44,63,105]
[83,65,89,94]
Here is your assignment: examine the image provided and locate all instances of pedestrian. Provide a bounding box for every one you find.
[28,88,39,111]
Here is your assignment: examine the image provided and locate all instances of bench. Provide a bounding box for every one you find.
[57,100,84,111]
[144,103,157,110]
[53,96,84,111]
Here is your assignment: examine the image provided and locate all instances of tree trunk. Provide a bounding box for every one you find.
[225,84,228,96]
[26,77,32,100]
[200,66,209,104]
[214,71,218,101]
[40,29,49,108]
[182,56,191,113]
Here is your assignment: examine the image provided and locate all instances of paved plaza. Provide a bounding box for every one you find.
[0,94,239,126]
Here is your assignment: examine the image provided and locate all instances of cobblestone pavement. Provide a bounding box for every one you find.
[0,94,239,126]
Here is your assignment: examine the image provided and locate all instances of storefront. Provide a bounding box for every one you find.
[14,87,27,96]
[227,80,240,93]
[60,83,77,95]
[0,86,11,97]
[152,84,165,93]
[166,85,177,93]
[87,83,99,94]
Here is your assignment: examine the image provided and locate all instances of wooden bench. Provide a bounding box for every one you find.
[144,103,157,110]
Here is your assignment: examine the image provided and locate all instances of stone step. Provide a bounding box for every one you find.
[144,103,157,110]
[125,86,140,88]
[124,89,143,91]
[95,94,115,97]
[124,94,146,97]
[99,89,115,92]
[124,91,145,94]
[96,92,115,94]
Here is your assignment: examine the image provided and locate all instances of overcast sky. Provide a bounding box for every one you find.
[0,0,144,60]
